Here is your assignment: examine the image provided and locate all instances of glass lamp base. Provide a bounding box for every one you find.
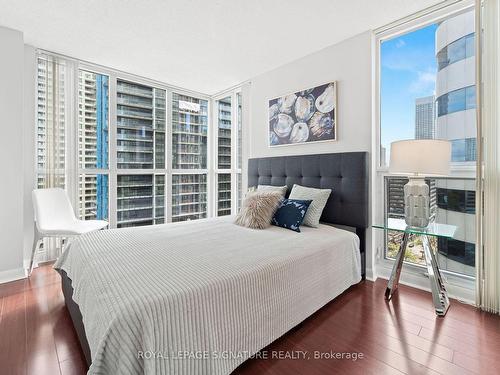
[404,177,430,228]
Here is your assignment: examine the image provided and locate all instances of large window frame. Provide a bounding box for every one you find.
[373,1,477,300]
[37,52,243,229]
[213,88,243,217]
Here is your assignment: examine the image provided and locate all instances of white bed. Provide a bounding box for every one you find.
[54,216,361,375]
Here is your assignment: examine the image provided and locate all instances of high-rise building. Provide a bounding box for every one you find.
[217,97,232,216]
[171,174,207,222]
[217,97,232,169]
[415,95,435,139]
[115,80,166,227]
[116,80,165,169]
[117,174,165,227]
[435,11,476,163]
[236,93,243,211]
[78,71,109,221]
[36,56,66,189]
[171,93,208,222]
[36,56,240,228]
[434,10,476,276]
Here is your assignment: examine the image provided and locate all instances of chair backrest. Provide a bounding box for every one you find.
[32,188,76,231]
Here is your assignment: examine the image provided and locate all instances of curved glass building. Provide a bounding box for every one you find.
[434,10,476,276]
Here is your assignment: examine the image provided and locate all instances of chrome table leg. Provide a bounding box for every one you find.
[422,235,450,316]
[385,232,410,300]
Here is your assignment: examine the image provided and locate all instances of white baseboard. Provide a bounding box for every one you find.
[365,267,376,281]
[0,267,26,284]
[376,261,476,306]
[22,248,58,271]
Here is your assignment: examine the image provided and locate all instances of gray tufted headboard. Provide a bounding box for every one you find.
[248,152,369,278]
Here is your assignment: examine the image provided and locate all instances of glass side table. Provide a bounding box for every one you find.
[373,218,457,316]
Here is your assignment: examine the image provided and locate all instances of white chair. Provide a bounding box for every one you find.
[29,188,108,275]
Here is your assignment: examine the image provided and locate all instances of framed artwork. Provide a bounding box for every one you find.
[268,81,337,146]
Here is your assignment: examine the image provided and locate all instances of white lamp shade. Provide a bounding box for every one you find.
[389,139,451,176]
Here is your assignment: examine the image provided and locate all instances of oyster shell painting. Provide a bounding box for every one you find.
[268,81,336,146]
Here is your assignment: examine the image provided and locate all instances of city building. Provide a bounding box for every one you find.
[117,174,165,227]
[115,80,166,227]
[415,95,435,139]
[36,56,66,189]
[78,71,109,221]
[171,93,208,222]
[434,10,476,276]
[217,97,232,216]
[436,11,476,164]
[116,80,165,169]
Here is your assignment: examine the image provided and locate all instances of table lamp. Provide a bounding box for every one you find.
[389,139,451,228]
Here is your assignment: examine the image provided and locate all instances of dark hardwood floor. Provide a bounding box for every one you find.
[1,265,499,375]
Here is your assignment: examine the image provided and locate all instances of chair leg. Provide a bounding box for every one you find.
[28,228,41,276]
[60,237,67,254]
[61,237,72,253]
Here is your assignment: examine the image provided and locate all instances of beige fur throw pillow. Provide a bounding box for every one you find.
[235,190,283,229]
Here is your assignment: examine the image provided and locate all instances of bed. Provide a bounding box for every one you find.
[55,151,368,375]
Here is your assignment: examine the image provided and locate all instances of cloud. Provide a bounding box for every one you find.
[409,69,436,94]
[382,49,426,71]
[395,39,406,48]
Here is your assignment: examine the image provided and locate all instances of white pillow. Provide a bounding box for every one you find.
[288,184,332,227]
[257,184,288,196]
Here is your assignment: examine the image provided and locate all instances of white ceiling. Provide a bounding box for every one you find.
[0,0,443,95]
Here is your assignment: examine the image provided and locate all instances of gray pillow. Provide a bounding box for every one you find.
[288,184,332,227]
[257,184,288,196]
[234,190,283,229]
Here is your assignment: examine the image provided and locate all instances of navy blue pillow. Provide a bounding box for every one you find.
[271,199,312,232]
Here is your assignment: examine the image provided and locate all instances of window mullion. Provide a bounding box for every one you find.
[108,72,118,228]
[166,90,173,223]
[66,61,79,215]
[231,90,238,215]
[208,97,215,218]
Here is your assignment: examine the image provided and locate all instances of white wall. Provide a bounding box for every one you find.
[244,31,375,278]
[247,31,372,158]
[0,26,25,282]
[23,45,36,267]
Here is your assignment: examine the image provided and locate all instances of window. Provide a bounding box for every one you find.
[116,80,165,169]
[114,80,166,228]
[171,93,208,169]
[214,91,243,216]
[117,174,164,227]
[171,93,208,222]
[78,71,109,169]
[78,70,110,220]
[35,52,243,229]
[36,55,67,189]
[437,238,475,270]
[217,173,231,216]
[451,138,477,162]
[237,92,243,210]
[436,85,476,117]
[78,174,108,220]
[217,97,232,169]
[436,33,474,70]
[172,174,207,222]
[216,96,232,216]
[379,8,476,277]
[437,187,476,214]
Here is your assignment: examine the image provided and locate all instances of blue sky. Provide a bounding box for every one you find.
[381,23,437,162]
